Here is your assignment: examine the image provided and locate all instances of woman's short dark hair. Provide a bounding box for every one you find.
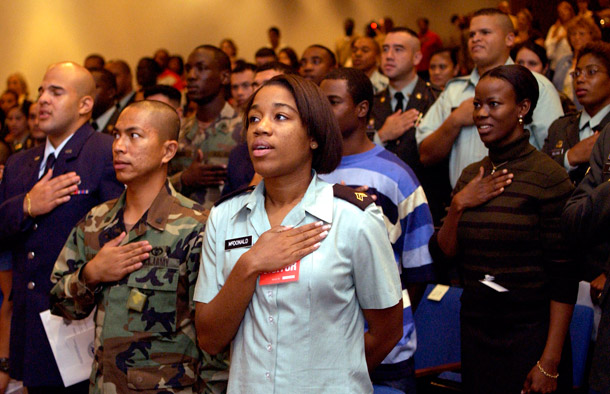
[431,47,459,67]
[511,40,549,69]
[481,64,539,124]
[243,74,342,174]
[577,41,610,74]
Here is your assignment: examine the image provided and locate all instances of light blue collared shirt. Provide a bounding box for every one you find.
[416,58,564,187]
[194,174,402,394]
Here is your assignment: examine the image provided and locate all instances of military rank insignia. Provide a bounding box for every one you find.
[127,288,147,312]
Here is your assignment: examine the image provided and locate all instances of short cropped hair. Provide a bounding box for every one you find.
[232,62,257,74]
[481,64,539,124]
[93,68,117,92]
[255,47,278,60]
[256,61,298,75]
[472,8,515,33]
[388,27,419,40]
[125,100,180,141]
[351,36,381,55]
[306,45,337,67]
[195,45,231,72]
[243,74,342,174]
[577,41,610,73]
[143,84,182,105]
[323,68,374,118]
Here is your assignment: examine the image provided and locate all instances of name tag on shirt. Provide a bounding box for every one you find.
[259,261,300,286]
[479,275,509,292]
[550,148,564,157]
[225,236,252,250]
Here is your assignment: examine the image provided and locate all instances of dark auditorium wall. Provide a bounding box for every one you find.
[0,0,496,94]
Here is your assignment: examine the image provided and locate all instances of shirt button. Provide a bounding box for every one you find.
[32,224,38,231]
[266,343,272,351]
[265,371,271,381]
[27,281,35,290]
[27,251,35,260]
[268,316,274,323]
[267,290,273,298]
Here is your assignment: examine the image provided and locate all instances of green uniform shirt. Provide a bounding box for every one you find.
[50,182,228,394]
[169,102,243,209]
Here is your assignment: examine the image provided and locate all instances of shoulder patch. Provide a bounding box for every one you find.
[332,184,375,211]
[214,185,255,207]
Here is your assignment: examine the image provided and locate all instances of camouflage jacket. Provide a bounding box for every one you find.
[50,182,228,394]
[169,102,242,208]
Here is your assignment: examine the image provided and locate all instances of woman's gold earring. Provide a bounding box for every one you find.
[518,116,523,125]
[311,142,318,149]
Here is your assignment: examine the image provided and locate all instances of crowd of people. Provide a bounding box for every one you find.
[1,1,610,393]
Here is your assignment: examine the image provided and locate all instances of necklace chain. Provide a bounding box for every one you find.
[491,160,509,175]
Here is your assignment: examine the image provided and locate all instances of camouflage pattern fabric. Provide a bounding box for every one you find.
[50,182,229,394]
[169,102,242,208]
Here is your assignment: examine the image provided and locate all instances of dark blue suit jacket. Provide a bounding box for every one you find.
[0,123,123,387]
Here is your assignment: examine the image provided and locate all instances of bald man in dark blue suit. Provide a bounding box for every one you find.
[0,62,123,393]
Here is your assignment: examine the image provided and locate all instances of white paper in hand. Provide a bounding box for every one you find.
[39,309,95,387]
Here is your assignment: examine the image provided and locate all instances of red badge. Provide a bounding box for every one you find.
[259,261,300,286]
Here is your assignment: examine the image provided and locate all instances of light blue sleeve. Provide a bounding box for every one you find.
[529,73,564,150]
[351,203,402,310]
[193,205,223,304]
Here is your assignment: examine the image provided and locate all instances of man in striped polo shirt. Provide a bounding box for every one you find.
[320,68,434,394]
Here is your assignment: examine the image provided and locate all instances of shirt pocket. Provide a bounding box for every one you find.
[126,361,198,391]
[126,265,180,333]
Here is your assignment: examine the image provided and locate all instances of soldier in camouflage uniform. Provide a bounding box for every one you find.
[169,45,242,209]
[50,101,228,394]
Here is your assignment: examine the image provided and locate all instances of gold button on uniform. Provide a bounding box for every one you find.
[27,251,35,260]
[27,282,35,290]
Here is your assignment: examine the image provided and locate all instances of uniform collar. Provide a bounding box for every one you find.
[92,105,117,132]
[467,57,513,90]
[388,75,419,101]
[241,172,334,225]
[580,103,610,130]
[102,180,177,233]
[39,122,95,175]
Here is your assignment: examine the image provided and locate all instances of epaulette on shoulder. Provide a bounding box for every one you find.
[558,112,579,120]
[332,184,375,211]
[445,75,469,87]
[214,185,255,207]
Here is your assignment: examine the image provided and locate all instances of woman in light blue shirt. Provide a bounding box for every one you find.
[194,74,403,393]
